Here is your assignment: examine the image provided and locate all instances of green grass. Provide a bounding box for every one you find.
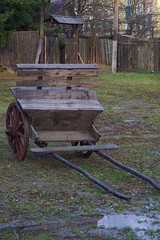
[0,71,160,239]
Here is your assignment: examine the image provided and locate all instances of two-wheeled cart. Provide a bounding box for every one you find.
[6,64,160,200]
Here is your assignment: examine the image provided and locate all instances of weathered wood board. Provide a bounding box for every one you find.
[17,99,103,111]
[30,144,118,153]
[27,110,101,132]
[36,130,97,142]
[17,63,98,69]
[10,87,89,98]
[14,63,103,143]
[15,89,97,100]
[16,79,97,88]
[17,98,103,133]
[17,69,98,77]
[17,64,99,77]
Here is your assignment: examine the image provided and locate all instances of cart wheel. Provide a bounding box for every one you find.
[6,102,29,161]
[71,141,94,158]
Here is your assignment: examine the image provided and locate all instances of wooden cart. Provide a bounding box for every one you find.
[5,64,160,199]
[6,64,117,161]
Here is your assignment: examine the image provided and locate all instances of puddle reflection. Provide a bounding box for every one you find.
[97,213,159,230]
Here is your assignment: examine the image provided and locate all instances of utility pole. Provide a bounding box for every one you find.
[112,0,119,73]
[113,0,119,41]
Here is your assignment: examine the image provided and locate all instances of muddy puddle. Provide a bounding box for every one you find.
[98,212,160,239]
[97,213,160,240]
[1,211,160,239]
[98,213,159,229]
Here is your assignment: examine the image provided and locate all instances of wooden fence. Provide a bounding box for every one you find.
[46,36,112,65]
[117,36,160,71]
[78,38,112,65]
[0,31,39,70]
[0,31,112,69]
[0,31,160,71]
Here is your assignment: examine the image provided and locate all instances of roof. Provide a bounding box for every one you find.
[51,15,85,25]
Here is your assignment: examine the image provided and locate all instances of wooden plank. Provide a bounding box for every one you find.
[17,69,99,77]
[16,79,97,88]
[90,124,101,141]
[35,39,43,64]
[16,89,97,100]
[17,99,104,111]
[24,109,102,132]
[17,63,98,69]
[78,52,84,64]
[36,131,97,142]
[29,124,38,142]
[10,87,90,98]
[15,76,97,80]
[30,144,118,153]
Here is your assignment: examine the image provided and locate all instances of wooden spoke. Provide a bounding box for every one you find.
[15,109,21,127]
[14,107,20,129]
[13,107,17,128]
[16,131,25,138]
[13,139,17,154]
[14,137,20,156]
[16,136,24,154]
[16,122,23,132]
[6,101,29,161]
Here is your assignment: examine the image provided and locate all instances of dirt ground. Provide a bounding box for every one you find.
[0,72,160,239]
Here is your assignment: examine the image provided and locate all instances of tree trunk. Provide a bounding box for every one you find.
[40,0,45,63]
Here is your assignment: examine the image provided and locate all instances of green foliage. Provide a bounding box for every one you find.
[44,25,63,35]
[0,0,41,30]
[0,0,68,48]
[0,0,49,47]
[44,25,68,48]
[58,35,68,48]
[0,9,14,46]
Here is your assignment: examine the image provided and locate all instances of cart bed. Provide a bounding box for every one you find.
[10,87,103,142]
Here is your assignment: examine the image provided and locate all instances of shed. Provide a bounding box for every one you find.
[48,0,85,63]
[49,0,84,38]
[51,14,85,38]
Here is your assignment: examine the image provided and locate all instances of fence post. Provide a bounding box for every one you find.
[112,40,117,73]
[128,38,132,71]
